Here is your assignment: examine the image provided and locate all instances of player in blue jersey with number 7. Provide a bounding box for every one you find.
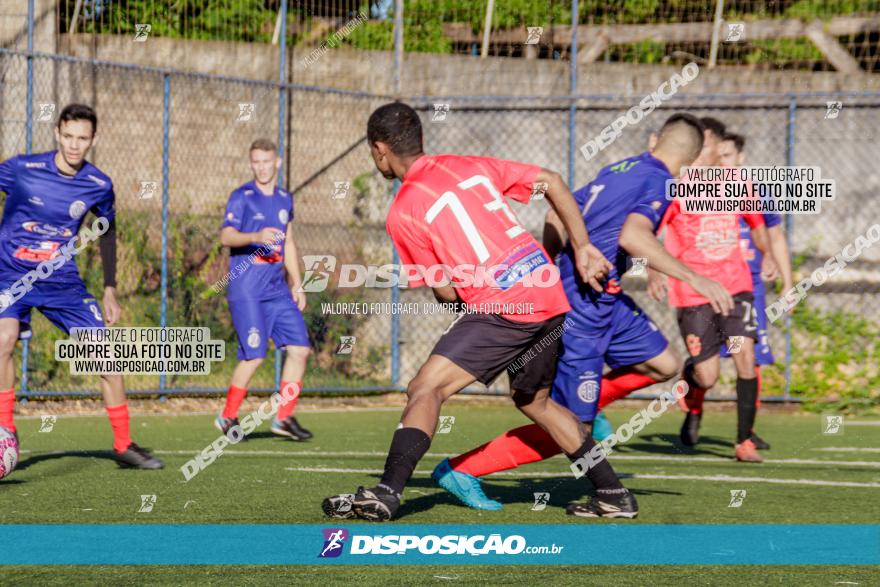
[0,104,162,469]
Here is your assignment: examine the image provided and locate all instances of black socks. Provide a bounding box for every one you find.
[568,436,625,492]
[736,377,759,443]
[379,427,432,495]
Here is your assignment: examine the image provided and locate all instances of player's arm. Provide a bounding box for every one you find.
[768,224,794,292]
[536,169,611,291]
[220,226,281,247]
[0,155,18,194]
[283,223,306,310]
[97,217,120,325]
[744,215,778,280]
[619,213,734,315]
[542,209,565,260]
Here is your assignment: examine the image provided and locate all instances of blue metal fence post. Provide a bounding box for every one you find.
[784,95,797,401]
[274,0,289,392]
[569,0,579,188]
[25,0,34,153]
[390,0,404,390]
[160,73,170,391]
[21,0,35,396]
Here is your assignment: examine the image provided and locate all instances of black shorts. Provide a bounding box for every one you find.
[677,292,757,364]
[431,313,568,394]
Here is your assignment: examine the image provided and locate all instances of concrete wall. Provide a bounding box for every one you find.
[3,33,878,388]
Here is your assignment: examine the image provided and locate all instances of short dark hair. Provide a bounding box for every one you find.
[657,112,705,153]
[722,132,746,152]
[367,102,423,157]
[699,116,726,139]
[250,138,277,153]
[57,103,97,134]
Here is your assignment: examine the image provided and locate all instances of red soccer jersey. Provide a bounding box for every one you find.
[387,154,570,323]
[660,199,765,308]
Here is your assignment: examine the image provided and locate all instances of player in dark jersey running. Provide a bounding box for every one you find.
[0,104,162,469]
[216,139,312,441]
[432,114,733,512]
[322,102,639,521]
[715,131,794,450]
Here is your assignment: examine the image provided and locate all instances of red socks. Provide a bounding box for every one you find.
[0,388,15,433]
[449,424,561,477]
[449,370,663,477]
[598,369,660,409]
[222,384,248,419]
[276,380,301,420]
[106,403,132,453]
[684,387,708,414]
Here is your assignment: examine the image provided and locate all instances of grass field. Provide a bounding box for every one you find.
[2,401,879,584]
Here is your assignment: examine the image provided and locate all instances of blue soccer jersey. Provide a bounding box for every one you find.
[0,151,115,283]
[221,181,293,301]
[556,152,672,331]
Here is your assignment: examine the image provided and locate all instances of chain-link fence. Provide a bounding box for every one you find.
[2,46,880,404]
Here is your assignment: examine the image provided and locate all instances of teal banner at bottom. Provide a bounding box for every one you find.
[0,525,877,565]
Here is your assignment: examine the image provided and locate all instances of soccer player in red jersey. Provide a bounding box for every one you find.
[323,102,640,521]
[717,132,794,450]
[646,118,777,462]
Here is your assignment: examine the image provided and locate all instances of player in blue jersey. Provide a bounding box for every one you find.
[215,138,312,441]
[0,104,162,469]
[714,131,793,450]
[433,113,732,516]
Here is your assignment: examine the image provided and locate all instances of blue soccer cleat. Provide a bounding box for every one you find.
[592,412,615,442]
[432,458,503,511]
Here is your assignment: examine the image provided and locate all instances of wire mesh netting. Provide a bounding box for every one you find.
[1,45,879,402]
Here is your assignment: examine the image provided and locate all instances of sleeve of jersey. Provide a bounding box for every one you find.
[91,183,116,223]
[630,174,672,230]
[763,210,782,228]
[388,216,440,289]
[742,211,765,229]
[0,156,19,194]
[478,157,542,204]
[222,190,244,230]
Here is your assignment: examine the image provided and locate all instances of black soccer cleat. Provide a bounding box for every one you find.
[115,442,164,470]
[750,431,770,450]
[322,492,357,519]
[346,485,400,521]
[214,415,248,442]
[680,412,702,446]
[566,490,639,519]
[271,417,313,440]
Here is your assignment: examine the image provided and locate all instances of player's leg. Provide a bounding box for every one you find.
[38,285,161,468]
[0,318,21,436]
[677,302,724,446]
[269,345,311,439]
[218,299,268,439]
[328,353,476,521]
[432,341,605,511]
[264,294,312,440]
[510,318,637,519]
[749,280,774,449]
[725,293,763,462]
[324,313,565,521]
[593,296,680,438]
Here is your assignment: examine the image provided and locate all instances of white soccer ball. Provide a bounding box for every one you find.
[0,426,19,480]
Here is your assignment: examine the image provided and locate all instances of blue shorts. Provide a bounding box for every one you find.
[0,279,105,335]
[551,293,668,422]
[721,278,774,365]
[230,293,310,360]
